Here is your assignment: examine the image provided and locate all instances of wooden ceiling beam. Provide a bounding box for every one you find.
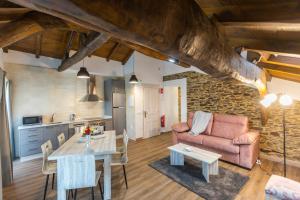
[35,32,42,58]
[268,55,300,67]
[267,69,300,83]
[228,38,300,55]
[58,32,110,72]
[194,0,300,22]
[220,22,300,32]
[0,12,43,48]
[0,11,77,48]
[122,49,134,65]
[106,42,120,62]
[258,62,300,75]
[62,30,76,60]
[8,0,265,83]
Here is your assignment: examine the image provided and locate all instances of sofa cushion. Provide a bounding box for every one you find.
[265,175,300,200]
[211,113,248,139]
[176,132,205,145]
[187,112,213,135]
[202,135,240,154]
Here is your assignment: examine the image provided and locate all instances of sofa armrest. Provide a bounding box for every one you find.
[239,134,260,169]
[233,131,259,145]
[172,122,190,133]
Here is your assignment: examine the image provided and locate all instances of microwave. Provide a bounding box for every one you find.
[22,116,43,126]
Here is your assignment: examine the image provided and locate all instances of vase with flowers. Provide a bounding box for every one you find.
[83,126,91,147]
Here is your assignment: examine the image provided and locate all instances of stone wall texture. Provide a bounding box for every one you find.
[164,71,300,162]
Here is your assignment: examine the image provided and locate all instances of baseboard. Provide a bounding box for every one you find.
[260,152,300,168]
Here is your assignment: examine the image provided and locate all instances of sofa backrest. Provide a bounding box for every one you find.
[187,112,213,135]
[211,113,248,139]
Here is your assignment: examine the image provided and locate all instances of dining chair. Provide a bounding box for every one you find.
[41,140,56,200]
[57,133,66,147]
[60,154,103,200]
[111,129,129,189]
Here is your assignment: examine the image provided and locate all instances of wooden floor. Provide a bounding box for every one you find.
[3,132,300,200]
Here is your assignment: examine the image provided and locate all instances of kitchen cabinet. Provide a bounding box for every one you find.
[19,127,44,157]
[19,124,69,158]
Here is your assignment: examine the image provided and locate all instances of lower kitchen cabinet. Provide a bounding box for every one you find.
[19,124,69,158]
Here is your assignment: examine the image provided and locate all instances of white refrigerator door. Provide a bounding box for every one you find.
[113,93,126,107]
[113,107,126,135]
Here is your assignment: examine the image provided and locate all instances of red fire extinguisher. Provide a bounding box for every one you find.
[161,115,165,128]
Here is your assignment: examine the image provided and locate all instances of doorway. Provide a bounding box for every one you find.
[160,86,179,132]
[132,84,160,139]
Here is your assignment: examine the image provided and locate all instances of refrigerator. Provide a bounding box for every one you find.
[112,93,126,135]
[104,79,126,135]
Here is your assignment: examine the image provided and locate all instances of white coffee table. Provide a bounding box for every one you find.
[168,143,222,182]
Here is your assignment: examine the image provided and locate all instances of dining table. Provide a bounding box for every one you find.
[48,130,116,200]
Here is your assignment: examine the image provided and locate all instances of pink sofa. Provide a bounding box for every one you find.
[172,112,260,169]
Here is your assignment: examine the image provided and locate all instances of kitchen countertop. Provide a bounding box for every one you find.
[18,115,112,130]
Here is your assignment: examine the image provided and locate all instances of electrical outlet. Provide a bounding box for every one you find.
[256,159,262,165]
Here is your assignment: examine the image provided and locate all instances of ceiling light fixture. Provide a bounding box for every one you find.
[129,54,139,84]
[77,59,90,79]
[168,58,176,63]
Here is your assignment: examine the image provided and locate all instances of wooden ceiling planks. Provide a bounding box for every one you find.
[8,0,265,84]
[2,0,300,84]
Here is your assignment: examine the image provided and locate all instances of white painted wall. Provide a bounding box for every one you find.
[161,86,179,132]
[0,48,3,200]
[124,52,164,139]
[3,50,124,77]
[267,78,300,101]
[162,61,205,76]
[124,51,163,84]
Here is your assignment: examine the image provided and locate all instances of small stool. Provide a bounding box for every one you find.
[265,175,300,200]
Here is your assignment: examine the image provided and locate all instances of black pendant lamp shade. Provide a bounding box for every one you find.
[129,74,138,84]
[129,53,139,84]
[77,67,90,79]
[77,59,90,79]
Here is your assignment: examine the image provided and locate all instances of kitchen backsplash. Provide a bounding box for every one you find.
[4,63,105,157]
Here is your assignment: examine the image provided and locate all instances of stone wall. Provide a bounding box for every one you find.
[164,71,300,163]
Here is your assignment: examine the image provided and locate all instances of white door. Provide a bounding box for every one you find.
[143,86,160,138]
[161,86,179,132]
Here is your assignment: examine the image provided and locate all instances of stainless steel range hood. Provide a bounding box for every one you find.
[80,75,103,102]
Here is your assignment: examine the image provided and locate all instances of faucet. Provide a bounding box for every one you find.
[50,113,55,123]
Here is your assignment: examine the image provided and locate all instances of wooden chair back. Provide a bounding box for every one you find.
[57,133,66,147]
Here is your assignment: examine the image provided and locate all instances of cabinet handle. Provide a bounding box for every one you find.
[28,134,39,138]
[28,140,39,143]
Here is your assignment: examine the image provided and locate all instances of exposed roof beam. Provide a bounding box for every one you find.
[8,0,265,84]
[221,22,300,32]
[267,69,300,83]
[35,32,42,58]
[194,0,300,22]
[228,38,300,55]
[122,49,134,65]
[62,30,76,60]
[268,55,300,68]
[58,32,110,72]
[0,11,82,48]
[258,62,300,75]
[106,42,120,62]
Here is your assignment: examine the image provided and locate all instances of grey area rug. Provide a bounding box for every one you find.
[149,157,249,200]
